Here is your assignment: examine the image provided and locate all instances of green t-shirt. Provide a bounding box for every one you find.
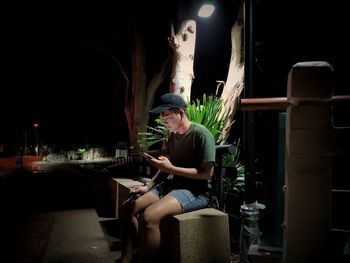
[166,122,216,193]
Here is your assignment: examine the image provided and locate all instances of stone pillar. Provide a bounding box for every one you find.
[283,61,334,263]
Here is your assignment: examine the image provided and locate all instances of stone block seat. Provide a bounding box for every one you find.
[160,207,231,263]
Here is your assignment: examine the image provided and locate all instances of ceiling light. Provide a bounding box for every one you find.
[197,3,215,18]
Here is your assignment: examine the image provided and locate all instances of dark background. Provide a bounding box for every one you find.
[1,0,348,153]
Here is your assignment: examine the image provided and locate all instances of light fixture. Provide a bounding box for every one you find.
[197,3,216,18]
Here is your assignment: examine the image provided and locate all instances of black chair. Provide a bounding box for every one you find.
[209,144,236,210]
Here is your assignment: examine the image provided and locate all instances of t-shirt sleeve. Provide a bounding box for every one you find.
[197,126,216,164]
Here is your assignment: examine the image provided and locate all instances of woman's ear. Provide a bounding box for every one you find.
[179,108,185,118]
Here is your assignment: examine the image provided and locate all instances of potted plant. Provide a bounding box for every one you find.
[76,148,86,160]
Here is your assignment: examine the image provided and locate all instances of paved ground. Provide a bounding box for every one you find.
[1,208,121,263]
[42,209,121,263]
[0,159,124,263]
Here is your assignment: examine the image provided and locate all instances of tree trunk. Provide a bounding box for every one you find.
[168,20,196,101]
[124,30,169,149]
[218,1,245,145]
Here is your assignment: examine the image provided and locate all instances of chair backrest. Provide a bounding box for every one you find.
[209,144,236,210]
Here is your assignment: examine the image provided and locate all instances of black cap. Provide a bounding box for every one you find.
[150,93,187,114]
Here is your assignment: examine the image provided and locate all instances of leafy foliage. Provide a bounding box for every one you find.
[137,118,168,150]
[186,94,226,144]
[76,148,86,160]
[222,139,245,194]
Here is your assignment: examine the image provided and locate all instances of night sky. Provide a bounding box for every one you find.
[2,1,174,151]
[1,0,348,154]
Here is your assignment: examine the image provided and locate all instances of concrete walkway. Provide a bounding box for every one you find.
[1,208,122,263]
[42,209,120,263]
[0,159,123,263]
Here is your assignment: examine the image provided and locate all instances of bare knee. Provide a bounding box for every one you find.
[121,201,142,227]
[142,207,161,228]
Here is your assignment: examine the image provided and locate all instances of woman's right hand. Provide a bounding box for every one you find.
[130,185,150,196]
[149,155,173,174]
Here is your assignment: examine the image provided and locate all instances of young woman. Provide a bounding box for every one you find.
[120,93,216,263]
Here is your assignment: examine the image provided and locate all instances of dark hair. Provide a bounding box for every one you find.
[169,107,183,114]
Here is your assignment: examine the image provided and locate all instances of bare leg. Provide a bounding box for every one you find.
[120,192,159,263]
[138,195,182,263]
[120,210,138,263]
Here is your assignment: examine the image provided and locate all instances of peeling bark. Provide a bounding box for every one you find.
[168,20,196,101]
[218,1,245,144]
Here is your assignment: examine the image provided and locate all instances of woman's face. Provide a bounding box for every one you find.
[160,110,182,133]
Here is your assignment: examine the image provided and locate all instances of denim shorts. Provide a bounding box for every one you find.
[149,187,209,213]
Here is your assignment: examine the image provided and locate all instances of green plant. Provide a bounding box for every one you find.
[137,118,169,150]
[76,148,86,160]
[222,139,245,194]
[186,94,226,144]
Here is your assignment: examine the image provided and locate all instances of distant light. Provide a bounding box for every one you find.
[198,4,215,18]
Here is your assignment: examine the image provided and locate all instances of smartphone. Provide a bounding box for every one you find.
[143,152,155,160]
